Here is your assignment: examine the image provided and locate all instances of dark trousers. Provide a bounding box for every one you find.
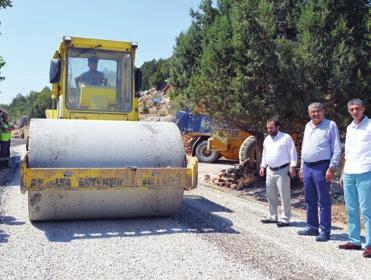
[302,160,331,234]
[0,140,10,167]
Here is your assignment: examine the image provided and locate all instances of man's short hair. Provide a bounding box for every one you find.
[347,98,364,108]
[88,56,98,63]
[267,118,280,127]
[308,102,324,111]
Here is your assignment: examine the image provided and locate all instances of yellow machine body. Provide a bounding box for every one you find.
[208,129,253,160]
[21,156,197,193]
[20,36,198,221]
[48,36,139,121]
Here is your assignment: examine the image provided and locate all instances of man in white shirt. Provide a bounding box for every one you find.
[259,118,297,227]
[338,98,371,258]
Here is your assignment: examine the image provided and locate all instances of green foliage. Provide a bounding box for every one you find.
[140,59,157,90]
[0,87,53,122]
[0,0,12,9]
[169,0,370,133]
[0,56,5,82]
[140,58,170,90]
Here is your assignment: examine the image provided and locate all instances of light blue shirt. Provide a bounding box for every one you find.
[301,118,341,168]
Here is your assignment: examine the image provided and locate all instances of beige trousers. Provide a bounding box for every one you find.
[266,166,291,223]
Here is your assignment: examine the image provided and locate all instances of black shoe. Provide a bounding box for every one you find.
[338,242,362,250]
[316,232,331,242]
[260,219,277,224]
[298,227,319,236]
[277,222,290,227]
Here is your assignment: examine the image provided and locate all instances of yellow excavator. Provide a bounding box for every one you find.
[20,36,198,221]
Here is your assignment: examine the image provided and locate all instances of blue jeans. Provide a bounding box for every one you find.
[343,172,371,247]
[303,161,331,234]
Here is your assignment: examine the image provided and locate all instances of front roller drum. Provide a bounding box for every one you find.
[22,119,198,221]
[28,188,184,221]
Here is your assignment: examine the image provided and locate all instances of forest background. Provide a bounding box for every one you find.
[1,0,370,133]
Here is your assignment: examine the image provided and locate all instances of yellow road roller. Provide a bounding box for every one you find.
[20,36,198,221]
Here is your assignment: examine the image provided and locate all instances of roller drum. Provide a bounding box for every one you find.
[26,119,188,221]
[28,188,184,221]
[28,119,186,168]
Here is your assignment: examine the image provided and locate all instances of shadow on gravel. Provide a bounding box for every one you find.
[31,195,238,242]
[213,159,238,165]
[175,195,238,235]
[330,233,349,241]
[288,221,343,231]
[0,230,10,243]
[0,216,26,226]
[286,221,308,228]
[0,156,21,187]
[0,216,26,243]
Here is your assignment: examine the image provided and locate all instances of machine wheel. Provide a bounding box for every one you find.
[195,140,220,163]
[188,137,198,151]
[238,136,260,163]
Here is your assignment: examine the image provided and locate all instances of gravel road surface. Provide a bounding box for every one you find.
[0,145,369,279]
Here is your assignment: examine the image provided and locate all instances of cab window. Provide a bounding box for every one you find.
[66,48,133,113]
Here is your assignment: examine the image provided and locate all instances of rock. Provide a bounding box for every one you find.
[208,158,260,190]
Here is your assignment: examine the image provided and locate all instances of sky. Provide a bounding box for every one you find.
[0,0,201,104]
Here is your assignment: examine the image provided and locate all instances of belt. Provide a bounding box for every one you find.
[269,163,290,171]
[304,159,330,166]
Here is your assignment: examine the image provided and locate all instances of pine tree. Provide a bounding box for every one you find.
[169,0,369,132]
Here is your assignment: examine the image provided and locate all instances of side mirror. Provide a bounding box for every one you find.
[49,59,61,84]
[134,68,142,96]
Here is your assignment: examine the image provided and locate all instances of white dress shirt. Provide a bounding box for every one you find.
[261,131,298,168]
[344,116,371,174]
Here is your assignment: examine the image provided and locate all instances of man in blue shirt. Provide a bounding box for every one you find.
[298,102,341,241]
[75,56,105,86]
